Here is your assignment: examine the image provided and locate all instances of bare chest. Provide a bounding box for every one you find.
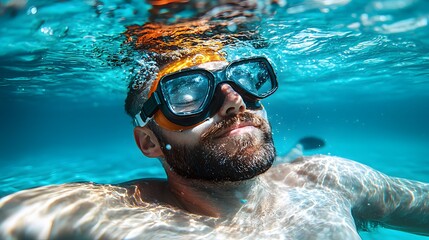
[94,188,359,239]
[213,188,358,239]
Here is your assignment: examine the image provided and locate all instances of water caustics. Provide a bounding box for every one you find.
[0,0,428,103]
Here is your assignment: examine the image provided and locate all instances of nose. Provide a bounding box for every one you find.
[217,83,246,117]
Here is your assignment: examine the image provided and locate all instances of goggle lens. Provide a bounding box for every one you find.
[227,60,274,98]
[162,73,210,115]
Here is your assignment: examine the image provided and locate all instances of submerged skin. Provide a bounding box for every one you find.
[1,156,429,239]
[1,61,428,239]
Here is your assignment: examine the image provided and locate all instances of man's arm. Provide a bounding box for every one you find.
[352,171,429,236]
[282,155,429,236]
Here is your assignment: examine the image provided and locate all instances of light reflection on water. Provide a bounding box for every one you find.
[0,0,428,101]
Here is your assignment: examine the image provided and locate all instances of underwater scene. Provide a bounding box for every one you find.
[1,0,428,239]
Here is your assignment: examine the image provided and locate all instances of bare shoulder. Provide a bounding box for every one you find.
[266,155,375,198]
[290,155,372,176]
[0,183,191,239]
[268,154,371,179]
[0,183,130,224]
[0,182,132,208]
[0,181,178,220]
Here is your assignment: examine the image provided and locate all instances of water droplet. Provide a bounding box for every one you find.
[28,7,37,15]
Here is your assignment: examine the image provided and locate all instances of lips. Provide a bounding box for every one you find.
[214,121,257,139]
[200,112,265,141]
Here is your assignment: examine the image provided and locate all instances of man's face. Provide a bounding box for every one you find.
[150,61,276,182]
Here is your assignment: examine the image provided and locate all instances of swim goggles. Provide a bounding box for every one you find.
[134,56,278,130]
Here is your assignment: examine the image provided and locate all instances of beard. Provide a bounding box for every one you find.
[152,112,276,182]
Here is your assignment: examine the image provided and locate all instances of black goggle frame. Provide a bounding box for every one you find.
[135,56,278,127]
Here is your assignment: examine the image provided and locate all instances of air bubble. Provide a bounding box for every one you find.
[28,7,37,15]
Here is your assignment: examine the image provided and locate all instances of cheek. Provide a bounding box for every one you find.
[251,108,269,125]
[163,128,203,146]
[258,108,268,120]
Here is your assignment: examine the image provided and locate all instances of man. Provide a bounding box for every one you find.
[1,48,429,239]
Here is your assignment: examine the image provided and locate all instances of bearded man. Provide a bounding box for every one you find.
[2,49,428,239]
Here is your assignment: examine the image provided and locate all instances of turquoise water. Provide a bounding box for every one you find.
[1,0,428,239]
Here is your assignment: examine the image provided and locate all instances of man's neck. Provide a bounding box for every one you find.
[165,167,265,218]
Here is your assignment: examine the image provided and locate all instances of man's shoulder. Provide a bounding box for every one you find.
[270,154,356,174]
[0,183,127,215]
[0,180,170,211]
[291,154,354,165]
[0,182,176,239]
[266,154,369,190]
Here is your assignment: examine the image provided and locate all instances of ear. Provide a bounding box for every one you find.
[134,126,164,158]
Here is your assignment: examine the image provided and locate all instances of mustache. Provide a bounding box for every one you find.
[201,112,268,141]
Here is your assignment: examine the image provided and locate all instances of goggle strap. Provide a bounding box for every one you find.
[143,92,162,117]
[133,113,150,127]
[134,92,162,127]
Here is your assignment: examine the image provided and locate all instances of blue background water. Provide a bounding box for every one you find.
[1,0,428,239]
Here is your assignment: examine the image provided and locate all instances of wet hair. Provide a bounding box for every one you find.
[122,20,229,118]
[123,49,226,118]
[124,74,152,118]
[123,1,270,119]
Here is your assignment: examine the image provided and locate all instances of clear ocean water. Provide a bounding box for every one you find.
[0,0,428,239]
